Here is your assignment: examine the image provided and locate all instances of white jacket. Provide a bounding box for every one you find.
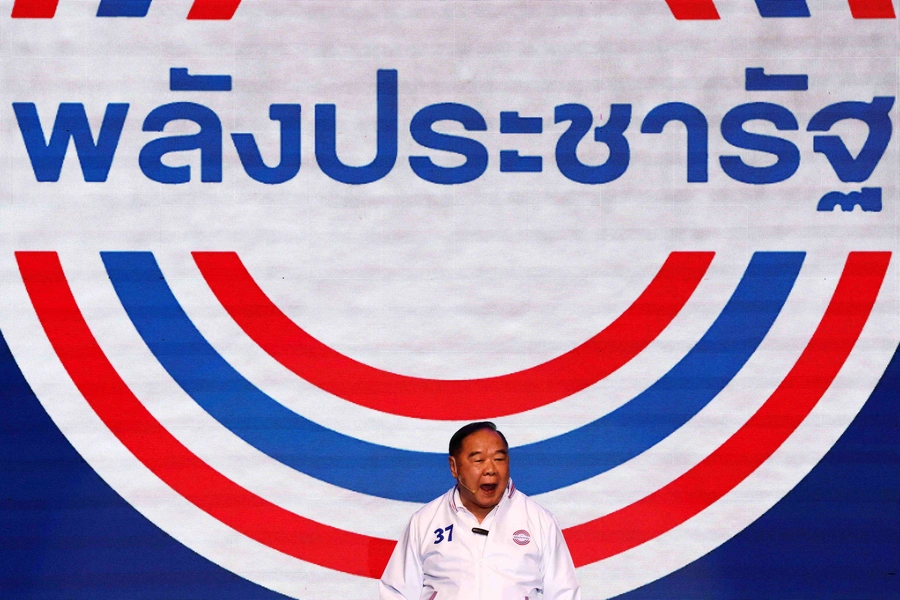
[380,480,581,600]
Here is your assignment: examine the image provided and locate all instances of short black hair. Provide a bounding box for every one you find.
[448,421,508,457]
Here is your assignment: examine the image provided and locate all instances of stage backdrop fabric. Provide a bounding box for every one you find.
[0,1,897,598]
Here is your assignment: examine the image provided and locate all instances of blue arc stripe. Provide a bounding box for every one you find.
[516,251,804,492]
[97,0,152,17]
[101,251,803,502]
[755,0,811,17]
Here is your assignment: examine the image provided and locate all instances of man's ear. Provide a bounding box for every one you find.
[448,455,458,479]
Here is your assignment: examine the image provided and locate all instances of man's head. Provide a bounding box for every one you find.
[448,422,510,519]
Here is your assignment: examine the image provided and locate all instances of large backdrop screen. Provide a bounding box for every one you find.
[1,1,897,598]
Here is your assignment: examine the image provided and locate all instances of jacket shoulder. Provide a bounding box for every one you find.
[510,488,558,522]
[407,487,455,527]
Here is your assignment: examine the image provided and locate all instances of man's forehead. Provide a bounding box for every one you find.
[462,429,508,453]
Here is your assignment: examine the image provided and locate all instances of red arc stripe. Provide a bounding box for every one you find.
[564,252,890,564]
[187,0,242,20]
[665,0,720,19]
[16,251,889,577]
[848,0,896,18]
[11,0,57,18]
[193,251,713,420]
[16,251,395,578]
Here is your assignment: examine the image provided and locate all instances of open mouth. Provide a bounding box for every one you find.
[480,483,498,494]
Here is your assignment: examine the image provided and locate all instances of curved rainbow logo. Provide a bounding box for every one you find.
[3,248,892,596]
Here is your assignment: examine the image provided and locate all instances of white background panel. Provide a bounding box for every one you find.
[0,1,897,598]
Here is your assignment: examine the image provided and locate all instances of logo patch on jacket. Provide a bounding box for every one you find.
[512,530,531,546]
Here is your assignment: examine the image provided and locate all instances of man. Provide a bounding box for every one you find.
[380,421,581,599]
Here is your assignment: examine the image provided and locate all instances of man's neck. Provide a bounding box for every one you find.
[456,484,504,523]
[462,499,492,524]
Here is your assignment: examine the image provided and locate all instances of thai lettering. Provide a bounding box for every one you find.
[719,102,800,184]
[10,68,894,212]
[232,104,301,184]
[641,102,708,182]
[409,102,488,185]
[13,102,128,182]
[315,69,398,184]
[140,102,222,183]
[555,104,632,184]
[807,97,894,183]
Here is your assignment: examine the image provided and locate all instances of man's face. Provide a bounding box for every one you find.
[448,428,510,515]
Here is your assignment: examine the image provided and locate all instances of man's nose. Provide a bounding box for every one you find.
[484,460,497,475]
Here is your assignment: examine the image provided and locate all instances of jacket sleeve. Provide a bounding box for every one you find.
[541,516,582,600]
[379,517,424,600]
